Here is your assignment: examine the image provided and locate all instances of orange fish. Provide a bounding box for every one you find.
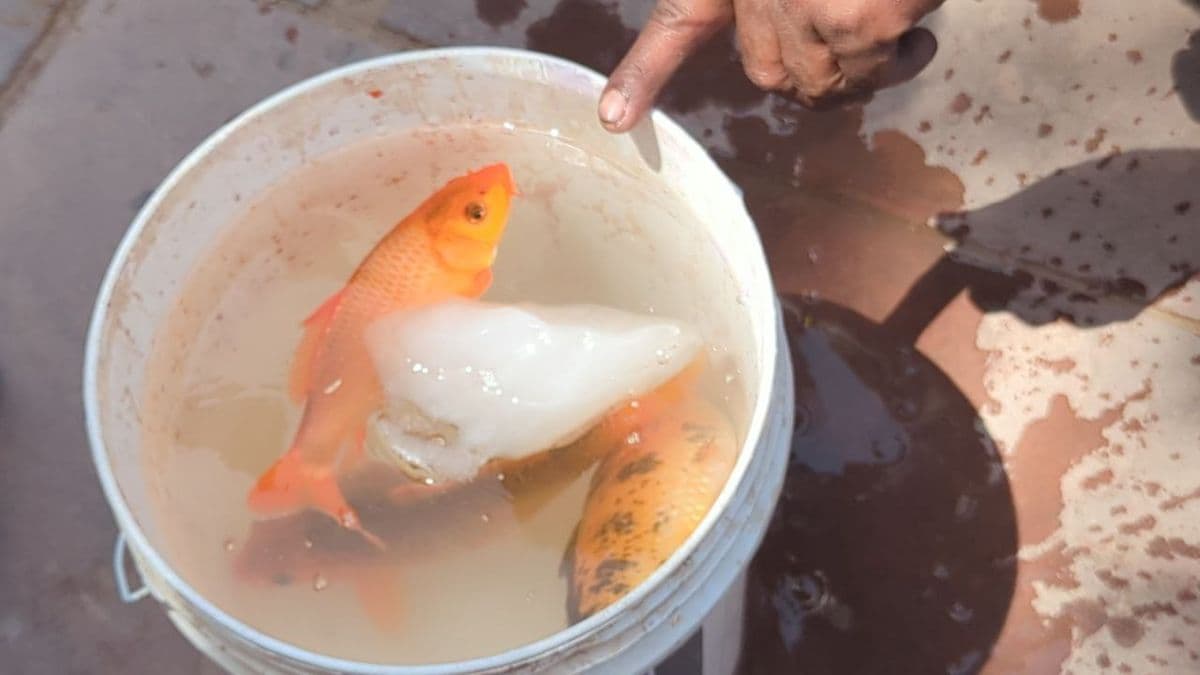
[247,164,518,545]
[566,360,738,621]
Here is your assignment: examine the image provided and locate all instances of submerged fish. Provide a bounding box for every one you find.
[247,164,517,545]
[235,432,600,631]
[235,466,511,632]
[566,360,737,621]
[235,362,711,630]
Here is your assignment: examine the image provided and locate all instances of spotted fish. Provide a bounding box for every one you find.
[566,367,738,620]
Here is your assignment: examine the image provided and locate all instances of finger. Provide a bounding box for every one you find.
[770,5,843,107]
[733,0,787,90]
[807,2,902,97]
[833,41,893,92]
[805,1,941,102]
[834,27,938,96]
[877,27,938,88]
[599,0,732,132]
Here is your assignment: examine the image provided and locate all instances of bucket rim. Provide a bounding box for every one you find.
[84,45,779,673]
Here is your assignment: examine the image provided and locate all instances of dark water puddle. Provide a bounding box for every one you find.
[1033,0,1082,24]
[475,0,527,28]
[737,295,1020,675]
[525,0,635,75]
[1173,29,1200,123]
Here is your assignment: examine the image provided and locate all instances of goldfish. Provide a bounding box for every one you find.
[247,164,517,545]
[566,359,737,621]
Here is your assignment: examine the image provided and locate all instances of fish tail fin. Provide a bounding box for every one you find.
[248,449,385,550]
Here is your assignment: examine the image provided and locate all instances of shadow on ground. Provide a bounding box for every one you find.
[932,149,1198,328]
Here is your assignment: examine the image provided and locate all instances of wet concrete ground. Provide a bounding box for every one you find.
[0,1,1197,673]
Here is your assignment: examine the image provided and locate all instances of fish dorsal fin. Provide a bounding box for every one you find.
[288,288,345,403]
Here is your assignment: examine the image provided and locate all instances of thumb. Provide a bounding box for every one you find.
[599,0,732,133]
[879,27,939,89]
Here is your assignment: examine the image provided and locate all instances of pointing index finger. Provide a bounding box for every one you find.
[599,0,733,133]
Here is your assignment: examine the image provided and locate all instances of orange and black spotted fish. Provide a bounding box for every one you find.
[566,359,738,620]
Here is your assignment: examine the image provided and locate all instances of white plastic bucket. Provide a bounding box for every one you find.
[85,48,794,674]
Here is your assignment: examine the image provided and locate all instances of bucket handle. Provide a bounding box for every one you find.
[113,533,150,603]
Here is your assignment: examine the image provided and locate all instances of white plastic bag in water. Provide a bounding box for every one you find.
[364,299,702,482]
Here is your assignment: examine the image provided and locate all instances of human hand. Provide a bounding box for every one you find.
[598,0,945,132]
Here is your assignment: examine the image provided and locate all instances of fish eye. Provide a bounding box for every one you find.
[464,202,487,223]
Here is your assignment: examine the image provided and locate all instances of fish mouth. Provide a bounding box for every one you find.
[470,162,519,196]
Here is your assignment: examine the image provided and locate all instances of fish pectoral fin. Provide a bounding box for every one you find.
[465,267,493,297]
[288,288,346,404]
[248,449,384,550]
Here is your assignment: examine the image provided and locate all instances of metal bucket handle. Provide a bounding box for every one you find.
[113,532,150,603]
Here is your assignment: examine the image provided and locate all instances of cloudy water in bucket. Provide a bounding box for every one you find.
[137,124,752,664]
